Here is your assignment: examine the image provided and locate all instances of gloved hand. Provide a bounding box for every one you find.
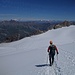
[57,52,59,54]
[48,52,49,55]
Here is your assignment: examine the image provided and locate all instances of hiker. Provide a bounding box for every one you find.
[47,41,59,66]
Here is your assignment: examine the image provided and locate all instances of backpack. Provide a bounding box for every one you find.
[49,45,56,55]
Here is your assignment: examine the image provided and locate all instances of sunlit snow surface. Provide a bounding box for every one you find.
[0,25,75,75]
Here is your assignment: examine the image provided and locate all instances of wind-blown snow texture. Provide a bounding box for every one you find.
[0,25,75,75]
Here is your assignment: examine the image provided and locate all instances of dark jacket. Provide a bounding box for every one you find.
[48,44,58,55]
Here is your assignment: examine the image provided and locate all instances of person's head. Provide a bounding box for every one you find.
[50,40,53,44]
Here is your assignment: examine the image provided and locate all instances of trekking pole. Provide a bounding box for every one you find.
[55,50,58,60]
[46,53,48,63]
[57,54,58,60]
[46,53,49,65]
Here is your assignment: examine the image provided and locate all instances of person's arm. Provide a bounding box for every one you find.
[47,46,50,52]
[55,45,59,54]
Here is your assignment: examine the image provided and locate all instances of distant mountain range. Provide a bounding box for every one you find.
[0,20,75,43]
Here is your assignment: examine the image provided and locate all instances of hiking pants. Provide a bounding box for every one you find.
[49,54,55,65]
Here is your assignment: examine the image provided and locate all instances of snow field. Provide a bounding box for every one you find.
[0,25,75,75]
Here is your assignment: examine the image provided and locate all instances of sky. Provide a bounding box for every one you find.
[0,0,75,21]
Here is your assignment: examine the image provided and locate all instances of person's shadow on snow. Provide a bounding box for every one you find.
[35,64,49,67]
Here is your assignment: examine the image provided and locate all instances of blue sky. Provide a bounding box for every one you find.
[0,0,75,21]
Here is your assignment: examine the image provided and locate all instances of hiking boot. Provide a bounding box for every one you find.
[49,64,52,66]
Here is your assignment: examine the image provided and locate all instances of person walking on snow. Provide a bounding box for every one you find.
[47,41,59,66]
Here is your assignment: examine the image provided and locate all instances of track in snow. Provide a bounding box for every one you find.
[36,55,62,75]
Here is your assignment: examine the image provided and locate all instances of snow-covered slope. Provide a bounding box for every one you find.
[0,25,75,75]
